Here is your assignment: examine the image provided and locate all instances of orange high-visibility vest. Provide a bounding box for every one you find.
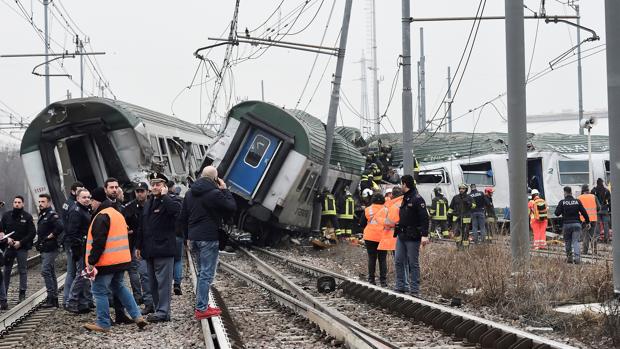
[85,207,131,267]
[578,194,598,222]
[378,196,403,251]
[363,204,389,242]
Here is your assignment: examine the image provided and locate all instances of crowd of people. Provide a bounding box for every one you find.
[0,165,236,333]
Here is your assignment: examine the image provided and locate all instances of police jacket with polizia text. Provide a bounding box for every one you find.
[0,209,36,250]
[469,189,486,213]
[397,189,429,241]
[36,207,63,252]
[554,195,590,224]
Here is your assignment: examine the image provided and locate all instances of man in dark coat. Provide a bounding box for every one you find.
[178,166,236,320]
[61,181,84,225]
[36,193,63,308]
[1,195,36,303]
[136,173,181,322]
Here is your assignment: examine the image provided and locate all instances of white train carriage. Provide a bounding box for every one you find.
[204,101,365,237]
[365,132,610,218]
[20,97,215,206]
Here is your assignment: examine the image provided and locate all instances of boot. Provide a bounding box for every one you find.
[41,297,55,308]
[19,291,26,302]
[0,300,8,310]
[115,311,134,325]
[141,304,155,315]
[53,298,59,308]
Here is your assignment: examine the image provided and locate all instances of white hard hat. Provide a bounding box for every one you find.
[531,189,540,195]
[385,188,393,194]
[362,188,373,198]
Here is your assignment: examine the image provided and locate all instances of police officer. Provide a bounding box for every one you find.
[62,182,84,225]
[36,193,63,308]
[394,175,429,295]
[136,172,181,322]
[64,188,94,312]
[555,186,590,264]
[122,182,153,310]
[429,187,450,239]
[1,195,36,303]
[448,184,475,249]
[469,184,487,243]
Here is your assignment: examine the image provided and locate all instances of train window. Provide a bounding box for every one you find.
[199,145,206,156]
[167,139,185,173]
[559,160,589,185]
[417,168,450,184]
[299,172,318,203]
[605,160,610,184]
[244,134,270,168]
[461,162,493,185]
[332,178,352,196]
[296,170,310,192]
[308,175,321,203]
[157,137,172,174]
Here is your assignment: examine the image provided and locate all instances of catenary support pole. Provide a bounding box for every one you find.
[311,0,353,233]
[44,0,50,106]
[401,0,414,176]
[371,0,380,136]
[447,66,453,133]
[261,80,265,101]
[505,0,529,269]
[418,27,426,132]
[576,4,584,136]
[604,0,620,297]
[80,39,84,98]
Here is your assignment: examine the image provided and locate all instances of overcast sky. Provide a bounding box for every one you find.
[0,0,610,143]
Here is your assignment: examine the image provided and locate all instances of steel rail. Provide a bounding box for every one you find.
[219,260,395,349]
[253,247,579,349]
[186,249,231,349]
[0,272,66,335]
[238,247,397,349]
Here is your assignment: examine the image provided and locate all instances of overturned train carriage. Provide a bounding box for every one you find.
[204,101,365,237]
[20,97,215,206]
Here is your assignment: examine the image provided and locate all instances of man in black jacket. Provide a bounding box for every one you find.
[178,166,236,320]
[64,188,93,312]
[136,173,181,322]
[555,186,591,264]
[469,184,487,243]
[168,180,185,296]
[122,182,152,310]
[592,178,612,243]
[394,175,429,295]
[1,195,36,303]
[61,181,84,225]
[36,193,63,308]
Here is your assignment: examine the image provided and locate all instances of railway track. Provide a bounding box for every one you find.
[239,247,579,349]
[0,252,67,348]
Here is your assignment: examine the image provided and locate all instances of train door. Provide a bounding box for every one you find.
[527,158,545,198]
[227,128,280,197]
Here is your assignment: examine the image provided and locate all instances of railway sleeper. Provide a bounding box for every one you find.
[422,308,442,324]
[431,311,452,329]
[479,328,503,348]
[494,332,518,348]
[453,319,476,339]
[464,323,488,345]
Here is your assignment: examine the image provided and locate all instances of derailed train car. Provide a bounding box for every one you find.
[203,101,365,240]
[20,97,215,206]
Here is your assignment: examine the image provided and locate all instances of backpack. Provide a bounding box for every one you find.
[534,198,547,221]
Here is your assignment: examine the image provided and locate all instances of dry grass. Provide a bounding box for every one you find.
[421,243,616,346]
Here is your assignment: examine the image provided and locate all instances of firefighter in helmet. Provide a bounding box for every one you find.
[429,187,450,239]
[448,183,475,249]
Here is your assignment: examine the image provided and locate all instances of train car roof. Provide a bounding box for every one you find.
[227,101,365,174]
[21,97,215,154]
[364,131,610,165]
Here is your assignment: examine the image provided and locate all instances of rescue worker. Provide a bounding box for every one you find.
[448,184,475,249]
[378,186,402,252]
[122,182,153,310]
[428,187,450,239]
[371,163,383,184]
[578,184,600,255]
[528,189,548,250]
[360,173,373,192]
[319,188,339,241]
[394,175,429,295]
[136,172,181,322]
[64,188,94,313]
[555,186,590,264]
[1,195,36,303]
[36,193,63,308]
[337,189,355,238]
[167,181,184,296]
[61,181,84,225]
[469,184,487,243]
[592,178,611,243]
[83,188,147,332]
[360,193,389,286]
[484,188,497,239]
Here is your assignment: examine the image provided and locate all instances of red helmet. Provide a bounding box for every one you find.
[484,187,495,194]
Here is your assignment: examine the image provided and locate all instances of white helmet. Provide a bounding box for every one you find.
[362,188,373,198]
[531,189,540,196]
